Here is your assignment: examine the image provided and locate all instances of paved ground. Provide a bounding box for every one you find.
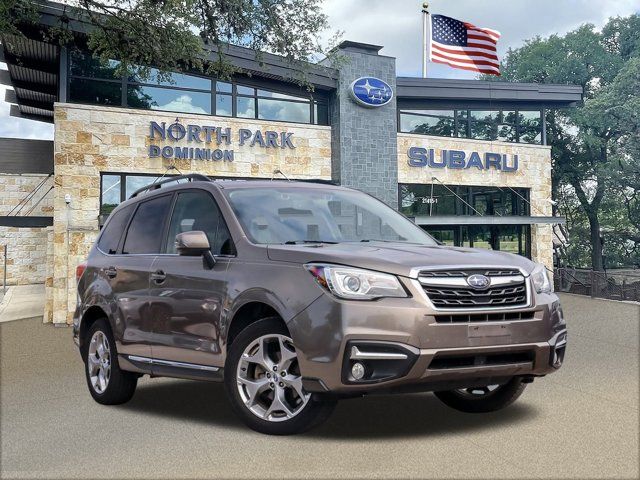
[1,294,638,479]
[0,284,45,323]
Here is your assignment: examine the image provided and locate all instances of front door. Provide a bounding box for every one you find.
[148,189,235,368]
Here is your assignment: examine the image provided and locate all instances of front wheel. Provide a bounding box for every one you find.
[224,317,336,435]
[434,378,526,413]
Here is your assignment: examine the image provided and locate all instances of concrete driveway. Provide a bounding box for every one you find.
[1,294,638,479]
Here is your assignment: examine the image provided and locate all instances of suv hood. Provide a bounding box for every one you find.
[267,242,535,278]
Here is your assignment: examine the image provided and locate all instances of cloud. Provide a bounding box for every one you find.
[321,0,640,78]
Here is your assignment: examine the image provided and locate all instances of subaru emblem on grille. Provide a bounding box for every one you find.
[467,274,491,289]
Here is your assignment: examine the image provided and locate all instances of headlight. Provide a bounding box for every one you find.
[530,263,552,294]
[305,264,408,300]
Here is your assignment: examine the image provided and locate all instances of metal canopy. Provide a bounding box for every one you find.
[413,215,566,226]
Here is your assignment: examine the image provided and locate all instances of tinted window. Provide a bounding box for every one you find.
[127,86,211,114]
[97,204,134,254]
[165,190,234,255]
[122,195,172,254]
[69,78,122,106]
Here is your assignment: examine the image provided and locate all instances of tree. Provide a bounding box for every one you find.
[0,0,333,86]
[486,16,640,270]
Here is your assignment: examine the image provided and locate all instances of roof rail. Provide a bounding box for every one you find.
[129,173,211,199]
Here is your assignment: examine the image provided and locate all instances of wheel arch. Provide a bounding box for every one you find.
[226,301,289,348]
[79,305,109,353]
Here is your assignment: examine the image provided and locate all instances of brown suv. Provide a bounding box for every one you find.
[73,174,567,435]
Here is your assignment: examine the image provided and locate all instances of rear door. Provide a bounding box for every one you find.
[111,194,173,358]
[148,188,235,369]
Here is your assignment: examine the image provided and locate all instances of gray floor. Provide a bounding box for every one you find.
[1,294,638,479]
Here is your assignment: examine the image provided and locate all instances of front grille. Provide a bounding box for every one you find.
[434,311,536,323]
[428,351,534,369]
[419,268,529,310]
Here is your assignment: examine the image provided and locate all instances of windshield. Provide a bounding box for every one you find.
[224,186,438,246]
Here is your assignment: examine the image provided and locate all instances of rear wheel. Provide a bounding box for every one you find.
[434,378,526,413]
[224,317,336,435]
[84,318,137,405]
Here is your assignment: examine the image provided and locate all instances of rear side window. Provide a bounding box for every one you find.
[122,195,172,254]
[97,204,134,254]
[165,190,235,255]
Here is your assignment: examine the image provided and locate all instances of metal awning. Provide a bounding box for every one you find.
[413,215,566,226]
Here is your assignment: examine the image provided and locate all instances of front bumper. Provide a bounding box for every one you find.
[288,277,567,395]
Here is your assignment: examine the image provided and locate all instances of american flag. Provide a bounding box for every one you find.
[429,14,501,76]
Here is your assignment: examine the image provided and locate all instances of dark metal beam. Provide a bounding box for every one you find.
[4,88,17,104]
[0,73,57,95]
[0,138,54,174]
[0,216,53,227]
[3,52,58,74]
[9,104,53,123]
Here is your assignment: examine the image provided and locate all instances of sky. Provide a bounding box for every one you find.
[1,0,639,141]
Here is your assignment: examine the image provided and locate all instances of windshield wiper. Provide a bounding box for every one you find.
[284,240,339,245]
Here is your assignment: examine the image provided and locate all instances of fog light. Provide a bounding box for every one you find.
[351,362,366,380]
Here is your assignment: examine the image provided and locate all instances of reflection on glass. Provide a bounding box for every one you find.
[70,78,122,106]
[518,111,542,144]
[125,176,155,199]
[215,94,232,116]
[236,96,255,118]
[129,67,211,90]
[216,81,232,93]
[497,124,517,142]
[257,89,307,101]
[101,175,121,215]
[314,103,329,125]
[257,98,310,123]
[127,86,211,114]
[400,113,455,136]
[237,85,255,95]
[70,49,120,79]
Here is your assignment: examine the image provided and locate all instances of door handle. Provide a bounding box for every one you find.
[151,269,166,284]
[104,266,117,278]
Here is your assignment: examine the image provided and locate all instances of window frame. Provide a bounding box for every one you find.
[67,48,329,125]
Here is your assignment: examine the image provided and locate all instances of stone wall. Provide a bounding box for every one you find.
[397,134,554,270]
[0,174,53,286]
[49,103,332,324]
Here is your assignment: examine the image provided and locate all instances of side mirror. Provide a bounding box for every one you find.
[175,231,215,269]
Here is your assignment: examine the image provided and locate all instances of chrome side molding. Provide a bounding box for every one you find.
[127,355,220,372]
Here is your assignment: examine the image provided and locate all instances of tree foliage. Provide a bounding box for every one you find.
[485,15,640,269]
[0,0,334,86]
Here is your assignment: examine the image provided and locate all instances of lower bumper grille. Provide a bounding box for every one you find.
[428,351,534,370]
[434,311,536,323]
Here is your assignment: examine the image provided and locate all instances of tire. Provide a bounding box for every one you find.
[434,378,526,413]
[83,318,137,405]
[224,317,336,435]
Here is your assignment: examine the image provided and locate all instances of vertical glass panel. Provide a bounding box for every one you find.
[128,67,211,90]
[70,78,122,106]
[495,225,524,255]
[216,81,232,93]
[400,111,455,136]
[125,176,155,199]
[425,228,456,246]
[455,110,468,137]
[215,93,232,116]
[101,175,121,215]
[127,86,211,114]
[257,89,307,101]
[314,103,329,125]
[257,98,310,123]
[497,124,517,142]
[236,96,256,118]
[518,110,542,144]
[237,85,255,95]
[470,226,492,250]
[70,49,120,79]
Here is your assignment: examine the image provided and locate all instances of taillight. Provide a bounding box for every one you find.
[76,263,87,283]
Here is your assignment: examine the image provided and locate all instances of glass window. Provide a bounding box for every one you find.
[97,204,134,254]
[225,186,438,245]
[125,176,155,199]
[122,195,173,254]
[101,175,121,215]
[257,90,307,101]
[216,81,232,93]
[258,98,310,123]
[314,103,329,125]
[70,78,122,106]
[165,190,234,255]
[70,49,120,79]
[518,111,542,144]
[237,85,255,95]
[400,110,455,136]
[127,85,211,114]
[215,93,232,116]
[129,67,211,90]
[236,96,256,118]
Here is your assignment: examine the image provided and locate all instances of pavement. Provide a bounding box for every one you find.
[1,293,638,479]
[0,284,45,323]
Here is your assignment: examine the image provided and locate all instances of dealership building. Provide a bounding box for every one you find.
[0,1,582,324]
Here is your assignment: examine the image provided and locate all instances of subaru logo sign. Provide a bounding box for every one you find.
[349,77,393,107]
[467,274,491,290]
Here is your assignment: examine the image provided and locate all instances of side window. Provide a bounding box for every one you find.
[97,204,134,254]
[122,195,172,254]
[165,190,235,256]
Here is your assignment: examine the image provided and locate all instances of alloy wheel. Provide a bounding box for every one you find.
[87,330,111,394]
[236,334,310,422]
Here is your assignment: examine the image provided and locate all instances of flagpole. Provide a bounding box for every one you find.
[422,2,430,78]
